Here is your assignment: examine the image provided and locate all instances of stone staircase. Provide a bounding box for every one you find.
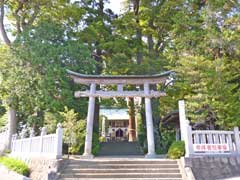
[97,142,144,156]
[58,158,183,180]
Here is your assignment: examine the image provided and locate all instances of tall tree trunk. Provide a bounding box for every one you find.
[0,0,11,45]
[93,0,104,131]
[147,14,162,151]
[147,19,155,57]
[131,0,143,144]
[0,1,18,150]
[128,97,136,141]
[93,48,102,131]
[7,107,17,149]
[133,0,143,65]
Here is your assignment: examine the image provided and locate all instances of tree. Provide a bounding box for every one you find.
[61,107,86,154]
[0,0,83,45]
[0,0,89,143]
[162,0,240,128]
[0,20,95,129]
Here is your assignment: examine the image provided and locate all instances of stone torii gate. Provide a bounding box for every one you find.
[67,70,172,158]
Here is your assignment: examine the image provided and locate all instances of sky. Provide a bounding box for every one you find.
[107,0,124,14]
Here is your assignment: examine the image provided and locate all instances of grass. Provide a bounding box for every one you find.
[0,156,30,177]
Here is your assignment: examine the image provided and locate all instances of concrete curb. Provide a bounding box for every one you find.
[180,157,196,180]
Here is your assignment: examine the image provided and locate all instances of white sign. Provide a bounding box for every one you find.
[193,144,229,152]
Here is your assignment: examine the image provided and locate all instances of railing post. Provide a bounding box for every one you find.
[233,127,240,155]
[40,127,47,154]
[55,123,63,159]
[178,100,187,141]
[29,128,35,154]
[185,120,193,157]
[11,134,17,154]
[30,128,35,137]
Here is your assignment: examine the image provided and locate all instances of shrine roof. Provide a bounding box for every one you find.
[67,69,173,85]
[100,108,129,120]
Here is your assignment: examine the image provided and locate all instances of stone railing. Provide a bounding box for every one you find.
[11,124,63,159]
[184,122,240,157]
[179,100,240,157]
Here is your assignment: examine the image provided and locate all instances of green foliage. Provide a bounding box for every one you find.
[0,157,30,177]
[162,0,240,129]
[0,102,6,118]
[44,112,62,133]
[0,0,240,151]
[0,113,7,128]
[0,20,94,129]
[173,56,240,128]
[167,141,185,159]
[61,107,86,154]
[158,128,176,154]
[136,111,146,149]
[92,131,100,155]
[3,0,84,38]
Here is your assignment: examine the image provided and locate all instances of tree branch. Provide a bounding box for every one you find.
[0,0,11,45]
[25,3,40,27]
[14,1,24,34]
[133,0,140,16]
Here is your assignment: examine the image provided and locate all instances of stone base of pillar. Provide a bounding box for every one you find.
[81,153,94,159]
[145,153,157,159]
[56,155,62,159]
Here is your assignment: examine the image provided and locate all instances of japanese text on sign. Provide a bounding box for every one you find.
[193,144,229,152]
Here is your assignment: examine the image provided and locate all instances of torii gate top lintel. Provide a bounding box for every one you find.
[67,69,173,85]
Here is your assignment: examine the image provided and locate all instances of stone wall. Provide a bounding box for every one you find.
[26,157,68,180]
[184,156,240,180]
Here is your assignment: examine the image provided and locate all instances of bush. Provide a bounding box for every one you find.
[0,157,30,177]
[167,141,185,159]
[99,136,106,142]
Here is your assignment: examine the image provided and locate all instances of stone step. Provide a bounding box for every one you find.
[62,168,180,174]
[60,173,182,179]
[98,142,144,156]
[68,160,178,165]
[58,158,183,180]
[60,178,183,180]
[66,163,179,169]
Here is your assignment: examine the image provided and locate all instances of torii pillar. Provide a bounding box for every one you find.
[144,83,156,158]
[83,83,96,158]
